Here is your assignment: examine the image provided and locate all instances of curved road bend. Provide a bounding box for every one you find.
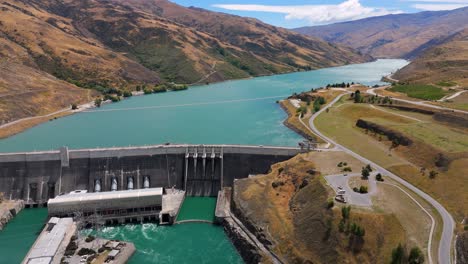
[308,93,455,264]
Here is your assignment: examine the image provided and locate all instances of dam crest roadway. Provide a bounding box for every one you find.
[0,144,303,205]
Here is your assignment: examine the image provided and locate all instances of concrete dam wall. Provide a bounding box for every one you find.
[0,145,301,204]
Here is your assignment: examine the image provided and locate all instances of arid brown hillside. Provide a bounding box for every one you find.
[0,0,370,127]
[393,29,468,86]
[294,7,468,59]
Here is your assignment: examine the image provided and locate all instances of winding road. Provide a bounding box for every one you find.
[308,93,455,264]
[367,87,468,114]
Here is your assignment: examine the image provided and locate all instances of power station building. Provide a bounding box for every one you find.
[48,188,163,224]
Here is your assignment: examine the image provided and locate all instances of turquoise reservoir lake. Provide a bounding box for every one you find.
[0,59,407,153]
[0,59,407,264]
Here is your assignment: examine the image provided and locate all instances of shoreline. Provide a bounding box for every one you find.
[0,58,394,140]
[278,100,318,143]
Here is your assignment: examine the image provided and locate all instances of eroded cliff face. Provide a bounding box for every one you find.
[231,154,406,263]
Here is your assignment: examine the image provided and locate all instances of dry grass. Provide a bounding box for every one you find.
[373,181,432,259]
[348,176,368,189]
[0,111,72,139]
[314,97,468,221]
[280,100,322,142]
[304,151,365,175]
[234,154,406,263]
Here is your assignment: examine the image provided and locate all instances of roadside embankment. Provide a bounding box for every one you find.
[0,199,24,230]
[279,101,318,142]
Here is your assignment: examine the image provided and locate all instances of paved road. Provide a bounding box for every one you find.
[367,87,468,115]
[325,172,378,207]
[439,89,466,101]
[309,93,455,264]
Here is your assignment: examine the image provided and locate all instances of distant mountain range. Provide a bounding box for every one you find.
[295,7,468,85]
[0,0,370,124]
[393,28,468,86]
[294,7,468,59]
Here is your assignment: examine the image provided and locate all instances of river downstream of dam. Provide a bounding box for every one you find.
[0,59,408,263]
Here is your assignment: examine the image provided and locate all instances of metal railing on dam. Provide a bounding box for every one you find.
[0,144,302,204]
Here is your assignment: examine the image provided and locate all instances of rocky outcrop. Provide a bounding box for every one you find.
[222,218,264,264]
[356,119,413,146]
[0,200,24,230]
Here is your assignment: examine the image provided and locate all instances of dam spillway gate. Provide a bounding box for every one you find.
[0,144,302,204]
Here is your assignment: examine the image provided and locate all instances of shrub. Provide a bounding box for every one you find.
[94,98,102,108]
[359,186,368,193]
[408,247,424,264]
[361,167,370,179]
[338,220,345,232]
[85,235,95,243]
[71,104,78,110]
[77,248,96,256]
[429,170,438,179]
[143,88,153,95]
[278,167,284,174]
[327,198,334,209]
[353,187,359,192]
[391,244,406,264]
[337,162,343,167]
[376,173,384,182]
[153,85,168,93]
[343,167,352,172]
[341,206,351,219]
[271,181,284,188]
[123,91,132,98]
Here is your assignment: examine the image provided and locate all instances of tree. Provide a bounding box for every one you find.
[361,167,370,179]
[341,206,351,220]
[365,164,372,172]
[123,91,132,98]
[408,247,424,264]
[71,104,78,110]
[391,244,406,264]
[354,90,361,103]
[94,98,102,108]
[376,173,383,182]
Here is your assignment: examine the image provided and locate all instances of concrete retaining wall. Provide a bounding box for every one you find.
[0,145,301,203]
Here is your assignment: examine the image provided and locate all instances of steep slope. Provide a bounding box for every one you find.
[0,0,160,89]
[393,29,468,86]
[294,7,468,59]
[114,0,371,72]
[0,0,370,128]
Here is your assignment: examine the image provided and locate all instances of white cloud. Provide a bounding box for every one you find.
[213,0,403,25]
[412,3,468,10]
[407,0,468,3]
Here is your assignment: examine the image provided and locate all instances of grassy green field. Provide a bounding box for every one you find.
[389,84,448,100]
[436,81,457,87]
[315,98,468,220]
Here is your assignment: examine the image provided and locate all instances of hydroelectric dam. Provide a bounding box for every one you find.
[0,144,302,205]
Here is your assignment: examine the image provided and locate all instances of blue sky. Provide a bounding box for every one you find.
[172,0,468,28]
